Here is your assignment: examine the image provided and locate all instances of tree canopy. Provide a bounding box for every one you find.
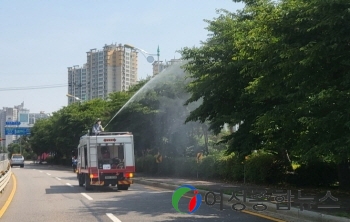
[180,0,350,187]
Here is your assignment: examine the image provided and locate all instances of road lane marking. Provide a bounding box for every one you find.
[66,183,73,187]
[0,174,17,218]
[81,193,93,200]
[46,173,51,175]
[55,177,61,180]
[106,213,122,222]
[144,186,163,191]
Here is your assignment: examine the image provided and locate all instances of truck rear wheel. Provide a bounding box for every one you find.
[85,174,92,191]
[78,174,84,187]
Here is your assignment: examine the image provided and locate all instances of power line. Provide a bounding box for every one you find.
[0,83,68,91]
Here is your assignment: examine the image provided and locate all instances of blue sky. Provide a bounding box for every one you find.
[0,0,243,114]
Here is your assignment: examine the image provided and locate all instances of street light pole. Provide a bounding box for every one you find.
[66,94,81,104]
[124,44,159,74]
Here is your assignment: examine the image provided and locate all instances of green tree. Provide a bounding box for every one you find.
[30,98,109,164]
[181,0,350,188]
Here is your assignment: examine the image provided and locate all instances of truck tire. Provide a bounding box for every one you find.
[117,185,129,190]
[85,174,92,191]
[78,174,84,187]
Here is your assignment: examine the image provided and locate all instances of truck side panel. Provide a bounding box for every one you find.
[90,142,97,168]
[124,143,134,167]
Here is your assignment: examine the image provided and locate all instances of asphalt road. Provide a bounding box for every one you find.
[1,162,275,222]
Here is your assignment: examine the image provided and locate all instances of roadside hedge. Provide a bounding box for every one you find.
[135,151,339,187]
[135,151,246,182]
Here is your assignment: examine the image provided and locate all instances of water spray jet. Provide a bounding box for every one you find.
[103,60,188,129]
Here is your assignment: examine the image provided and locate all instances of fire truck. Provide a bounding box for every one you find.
[76,131,135,191]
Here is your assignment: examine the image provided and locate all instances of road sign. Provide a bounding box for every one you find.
[5,121,21,126]
[5,127,31,135]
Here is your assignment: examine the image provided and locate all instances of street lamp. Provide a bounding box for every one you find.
[66,94,81,104]
[124,44,160,75]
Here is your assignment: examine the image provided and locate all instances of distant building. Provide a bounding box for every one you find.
[68,43,138,105]
[152,58,182,76]
[0,107,18,148]
[0,103,50,150]
[23,111,50,126]
[67,65,86,103]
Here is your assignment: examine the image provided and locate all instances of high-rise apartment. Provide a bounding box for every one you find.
[67,65,87,103]
[0,107,18,148]
[68,43,138,104]
[0,103,49,150]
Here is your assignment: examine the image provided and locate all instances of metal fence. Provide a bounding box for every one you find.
[0,153,11,192]
[0,153,9,172]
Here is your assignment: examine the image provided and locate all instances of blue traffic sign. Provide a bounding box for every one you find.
[5,121,21,126]
[5,127,31,135]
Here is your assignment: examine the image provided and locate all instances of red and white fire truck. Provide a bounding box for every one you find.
[76,131,135,190]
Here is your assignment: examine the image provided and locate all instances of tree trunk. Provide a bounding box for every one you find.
[277,149,293,172]
[202,125,209,155]
[337,160,350,189]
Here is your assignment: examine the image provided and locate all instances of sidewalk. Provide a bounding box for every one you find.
[133,173,350,222]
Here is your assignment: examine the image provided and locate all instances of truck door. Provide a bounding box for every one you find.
[84,145,88,168]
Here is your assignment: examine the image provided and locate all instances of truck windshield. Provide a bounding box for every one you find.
[97,143,125,169]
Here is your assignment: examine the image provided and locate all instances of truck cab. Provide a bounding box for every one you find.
[76,131,135,190]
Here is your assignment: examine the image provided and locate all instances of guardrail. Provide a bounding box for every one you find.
[0,155,11,193]
[0,153,9,172]
[0,153,8,162]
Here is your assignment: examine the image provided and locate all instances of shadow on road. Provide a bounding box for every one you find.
[45,185,122,194]
[73,188,271,222]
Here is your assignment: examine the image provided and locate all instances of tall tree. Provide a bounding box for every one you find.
[182,0,350,187]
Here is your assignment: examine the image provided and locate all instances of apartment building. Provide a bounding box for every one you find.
[0,103,23,148]
[67,65,87,103]
[0,107,17,148]
[0,103,50,150]
[68,43,138,105]
[152,58,182,76]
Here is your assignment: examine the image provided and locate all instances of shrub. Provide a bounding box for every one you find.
[158,157,175,176]
[197,155,217,179]
[138,155,158,175]
[292,160,338,187]
[173,157,197,178]
[244,152,285,184]
[216,153,244,182]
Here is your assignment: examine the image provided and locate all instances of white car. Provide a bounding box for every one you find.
[11,154,24,168]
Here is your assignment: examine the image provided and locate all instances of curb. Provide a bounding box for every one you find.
[134,178,350,222]
[0,173,16,218]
